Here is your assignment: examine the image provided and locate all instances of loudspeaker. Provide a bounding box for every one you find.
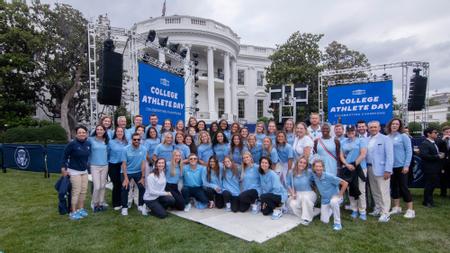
[98,39,123,106]
[407,71,427,111]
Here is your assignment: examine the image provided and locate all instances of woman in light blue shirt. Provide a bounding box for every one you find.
[386,118,415,218]
[266,120,278,144]
[275,131,294,186]
[153,132,175,163]
[222,156,241,212]
[197,131,214,166]
[339,125,368,220]
[165,150,185,210]
[107,127,128,210]
[203,156,224,209]
[254,121,267,144]
[89,125,109,212]
[230,134,247,165]
[174,132,190,163]
[259,157,288,220]
[212,131,230,163]
[287,156,316,225]
[262,137,279,169]
[247,134,262,163]
[283,119,295,146]
[238,152,261,213]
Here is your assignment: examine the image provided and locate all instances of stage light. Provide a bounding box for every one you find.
[147,30,156,43]
[103,39,115,52]
[194,92,199,97]
[192,52,199,58]
[194,76,199,83]
[195,108,200,112]
[180,49,188,58]
[194,84,199,88]
[194,68,199,74]
[194,60,199,66]
[169,43,180,53]
[158,36,168,47]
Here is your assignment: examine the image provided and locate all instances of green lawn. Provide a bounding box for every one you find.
[0,170,449,253]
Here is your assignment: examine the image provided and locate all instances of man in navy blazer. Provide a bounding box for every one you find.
[366,121,394,222]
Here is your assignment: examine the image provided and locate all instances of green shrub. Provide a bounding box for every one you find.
[408,121,422,137]
[1,124,68,144]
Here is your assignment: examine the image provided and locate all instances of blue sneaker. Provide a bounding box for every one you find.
[69,212,82,220]
[196,202,207,209]
[351,211,358,219]
[359,213,367,221]
[77,208,88,218]
[271,209,283,220]
[333,223,342,231]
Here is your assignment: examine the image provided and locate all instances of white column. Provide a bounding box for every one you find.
[183,45,192,122]
[231,58,238,119]
[207,47,217,119]
[158,48,165,63]
[223,52,231,120]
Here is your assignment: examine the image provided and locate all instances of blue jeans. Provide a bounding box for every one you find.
[121,172,145,207]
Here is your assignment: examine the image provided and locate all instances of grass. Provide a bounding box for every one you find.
[0,170,449,253]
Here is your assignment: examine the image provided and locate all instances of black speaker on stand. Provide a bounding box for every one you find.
[97,39,123,106]
[407,68,427,111]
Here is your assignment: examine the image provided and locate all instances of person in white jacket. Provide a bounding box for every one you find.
[143,158,176,218]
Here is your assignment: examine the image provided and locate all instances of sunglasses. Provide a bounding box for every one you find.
[133,138,141,141]
[189,157,198,160]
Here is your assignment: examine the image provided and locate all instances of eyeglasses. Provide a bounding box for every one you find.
[189,157,198,160]
[132,138,141,141]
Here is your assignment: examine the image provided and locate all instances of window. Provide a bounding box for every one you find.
[218,98,225,117]
[257,100,264,118]
[238,99,245,118]
[257,71,264,86]
[238,69,245,85]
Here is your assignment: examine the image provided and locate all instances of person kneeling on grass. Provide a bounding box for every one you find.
[182,153,209,211]
[259,157,288,220]
[287,156,317,226]
[203,156,224,209]
[143,158,176,218]
[311,159,348,231]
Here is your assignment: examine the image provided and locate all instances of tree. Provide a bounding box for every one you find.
[31,3,89,139]
[0,1,46,130]
[265,31,323,121]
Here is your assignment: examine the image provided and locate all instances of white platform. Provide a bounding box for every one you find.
[170,208,303,243]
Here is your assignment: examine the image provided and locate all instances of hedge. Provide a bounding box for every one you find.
[1,124,68,144]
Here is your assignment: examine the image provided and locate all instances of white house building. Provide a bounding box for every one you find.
[128,15,274,124]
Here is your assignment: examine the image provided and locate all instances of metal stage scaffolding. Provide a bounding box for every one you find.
[318,61,430,124]
[87,16,192,129]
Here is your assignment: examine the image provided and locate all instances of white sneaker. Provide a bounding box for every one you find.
[271,209,283,220]
[184,203,191,212]
[121,208,128,216]
[141,206,148,216]
[114,206,122,211]
[138,205,144,212]
[404,209,415,219]
[225,203,231,212]
[369,209,381,217]
[251,203,259,214]
[344,205,352,210]
[378,214,390,222]
[390,206,402,215]
[300,219,310,226]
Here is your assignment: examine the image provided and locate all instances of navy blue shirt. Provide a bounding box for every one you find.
[61,139,91,171]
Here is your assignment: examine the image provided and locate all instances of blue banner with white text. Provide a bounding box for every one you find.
[139,62,185,125]
[327,81,393,125]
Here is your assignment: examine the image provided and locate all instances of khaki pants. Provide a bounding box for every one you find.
[91,165,108,206]
[320,195,342,224]
[288,191,317,222]
[70,173,88,211]
[349,169,367,213]
[368,166,391,215]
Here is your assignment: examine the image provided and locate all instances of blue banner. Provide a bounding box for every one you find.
[46,144,67,173]
[2,144,45,172]
[139,62,185,125]
[327,81,393,125]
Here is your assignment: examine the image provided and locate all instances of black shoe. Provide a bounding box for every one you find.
[423,202,433,208]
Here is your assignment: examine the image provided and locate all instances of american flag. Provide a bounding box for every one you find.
[162,0,166,16]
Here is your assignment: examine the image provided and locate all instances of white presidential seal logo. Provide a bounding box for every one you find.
[14,146,30,169]
[160,78,170,87]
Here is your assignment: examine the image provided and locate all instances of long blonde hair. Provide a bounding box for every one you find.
[170,150,183,176]
[240,151,254,180]
[293,156,308,176]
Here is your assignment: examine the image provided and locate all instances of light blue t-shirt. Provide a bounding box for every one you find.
[260,170,288,202]
[276,143,294,163]
[222,167,241,196]
[312,172,341,204]
[242,164,261,194]
[165,161,182,184]
[286,170,313,192]
[175,144,190,160]
[390,132,413,168]
[255,133,266,144]
[153,143,174,162]
[107,138,127,163]
[248,143,263,164]
[341,137,368,169]
[202,164,222,190]
[197,144,214,164]
[213,143,230,162]
[143,138,160,160]
[121,144,147,174]
[230,146,248,165]
[183,164,205,187]
[286,132,295,146]
[262,147,279,163]
[88,137,108,166]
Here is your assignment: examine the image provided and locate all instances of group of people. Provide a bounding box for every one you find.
[60,112,450,231]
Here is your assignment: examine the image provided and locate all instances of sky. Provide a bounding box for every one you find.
[43,0,450,98]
